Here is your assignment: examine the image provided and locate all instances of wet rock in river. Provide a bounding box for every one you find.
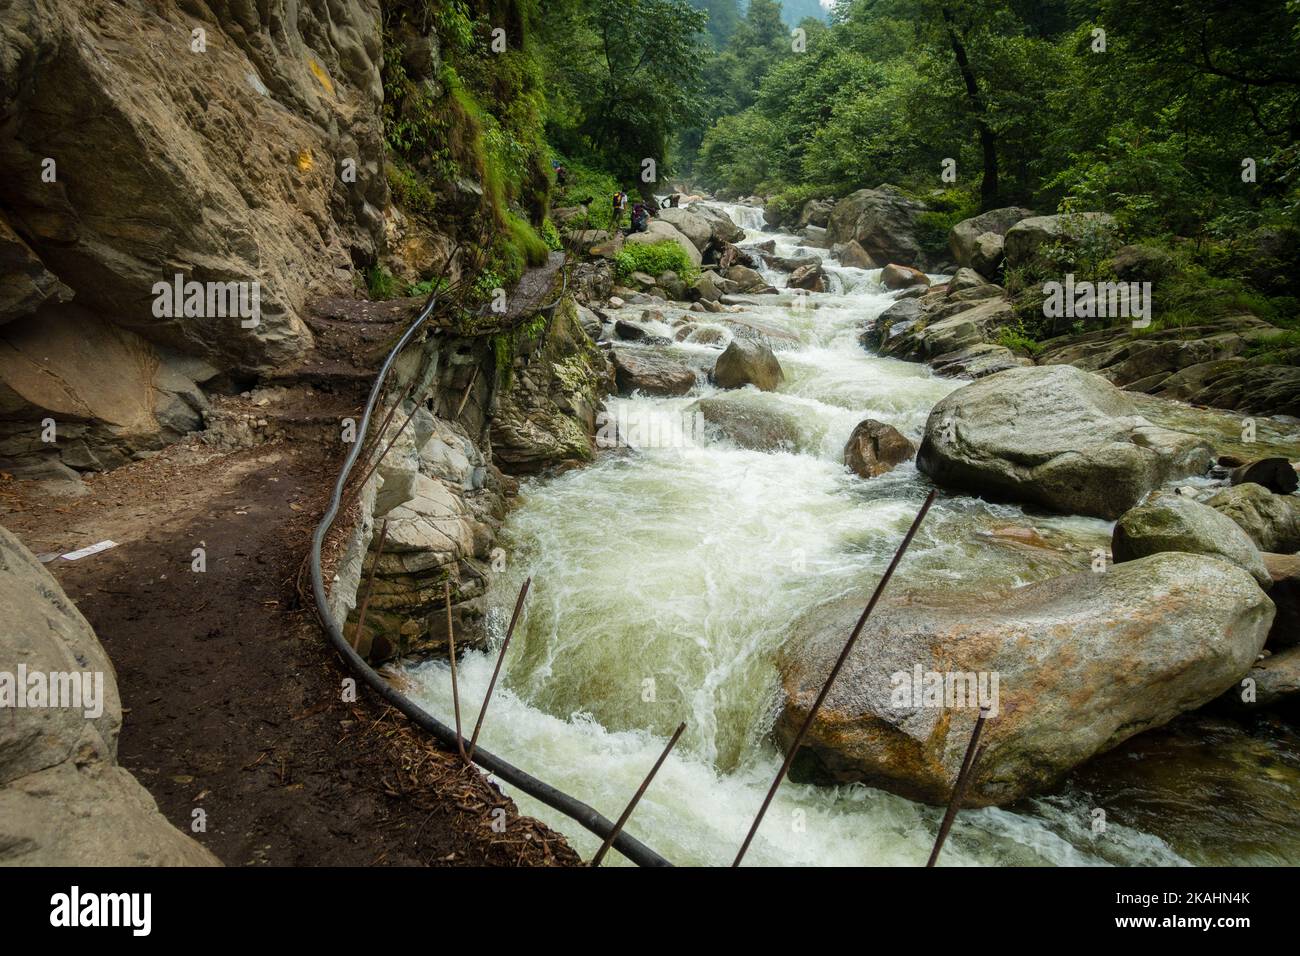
[1112,493,1272,588]
[611,348,698,397]
[917,365,1213,519]
[843,418,915,478]
[1229,457,1299,495]
[777,553,1274,806]
[711,339,784,392]
[691,395,804,453]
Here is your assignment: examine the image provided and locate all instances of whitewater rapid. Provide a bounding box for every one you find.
[402,204,1299,867]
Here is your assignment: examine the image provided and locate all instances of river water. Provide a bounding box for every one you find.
[403,203,1300,866]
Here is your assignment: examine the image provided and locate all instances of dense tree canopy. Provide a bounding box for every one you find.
[685,0,1299,246]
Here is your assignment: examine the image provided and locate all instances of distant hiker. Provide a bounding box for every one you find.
[631,201,649,234]
[612,189,627,227]
[555,164,568,186]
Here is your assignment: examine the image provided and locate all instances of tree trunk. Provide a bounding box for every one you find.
[941,7,1000,208]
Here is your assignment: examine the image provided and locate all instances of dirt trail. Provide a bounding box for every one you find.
[0,435,578,866]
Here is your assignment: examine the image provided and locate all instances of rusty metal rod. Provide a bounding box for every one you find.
[732,489,938,867]
[350,517,389,651]
[591,721,686,867]
[926,710,990,867]
[445,579,469,764]
[467,577,532,763]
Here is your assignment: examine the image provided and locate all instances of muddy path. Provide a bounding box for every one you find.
[0,437,577,867]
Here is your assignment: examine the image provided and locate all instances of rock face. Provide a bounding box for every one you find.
[0,305,211,474]
[1112,494,1272,587]
[711,339,784,392]
[0,0,388,472]
[0,525,219,864]
[917,365,1214,519]
[776,553,1275,807]
[492,297,614,473]
[827,186,928,268]
[843,419,915,478]
[1003,213,1117,268]
[947,207,1033,274]
[611,348,697,397]
[1206,483,1300,553]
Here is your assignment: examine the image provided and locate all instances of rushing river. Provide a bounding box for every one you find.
[404,203,1300,866]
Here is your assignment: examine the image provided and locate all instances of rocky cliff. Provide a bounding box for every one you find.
[0,0,388,479]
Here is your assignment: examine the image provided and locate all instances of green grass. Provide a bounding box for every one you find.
[995,325,1045,355]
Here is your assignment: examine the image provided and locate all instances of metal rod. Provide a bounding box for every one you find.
[445,579,468,764]
[467,577,531,763]
[926,710,990,867]
[591,721,686,867]
[454,365,481,420]
[350,517,389,651]
[732,489,938,867]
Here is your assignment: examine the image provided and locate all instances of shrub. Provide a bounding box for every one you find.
[613,241,699,283]
[366,265,399,300]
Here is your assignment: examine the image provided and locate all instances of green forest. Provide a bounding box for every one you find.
[385,0,1299,351]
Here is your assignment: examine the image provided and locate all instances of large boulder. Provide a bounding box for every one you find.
[711,339,784,392]
[947,207,1034,272]
[0,525,220,864]
[916,365,1214,519]
[776,553,1275,806]
[826,186,928,268]
[688,203,746,247]
[654,207,713,254]
[611,348,697,397]
[1003,213,1118,269]
[843,419,915,478]
[1112,494,1271,587]
[1205,482,1300,553]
